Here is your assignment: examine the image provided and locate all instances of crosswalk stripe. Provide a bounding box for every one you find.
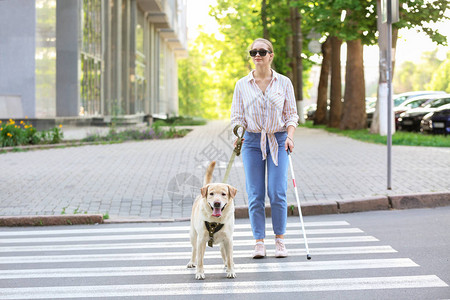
[0,276,446,298]
[0,236,379,253]
[0,228,363,243]
[1,219,448,299]
[0,258,418,279]
[0,246,397,264]
[0,221,350,237]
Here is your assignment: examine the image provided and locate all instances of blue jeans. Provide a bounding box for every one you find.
[242,131,288,239]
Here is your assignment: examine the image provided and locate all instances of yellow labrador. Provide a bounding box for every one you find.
[187,161,237,280]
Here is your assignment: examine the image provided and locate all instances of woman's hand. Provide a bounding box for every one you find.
[285,136,294,152]
[233,138,245,148]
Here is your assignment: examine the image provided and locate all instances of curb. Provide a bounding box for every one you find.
[0,214,103,227]
[0,192,448,226]
[389,191,450,209]
[236,192,449,219]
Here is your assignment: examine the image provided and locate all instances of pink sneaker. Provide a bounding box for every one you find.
[252,242,266,259]
[275,239,288,258]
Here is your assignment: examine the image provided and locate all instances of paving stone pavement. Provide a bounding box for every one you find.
[0,120,449,220]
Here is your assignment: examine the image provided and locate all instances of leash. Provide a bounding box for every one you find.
[204,125,244,248]
[222,125,245,183]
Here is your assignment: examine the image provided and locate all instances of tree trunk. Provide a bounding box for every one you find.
[290,5,304,123]
[392,27,398,76]
[328,36,342,128]
[341,39,366,130]
[314,37,331,125]
[289,5,297,98]
[262,0,269,40]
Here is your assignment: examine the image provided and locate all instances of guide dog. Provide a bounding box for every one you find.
[187,161,237,280]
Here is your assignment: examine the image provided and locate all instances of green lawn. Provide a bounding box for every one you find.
[300,121,450,147]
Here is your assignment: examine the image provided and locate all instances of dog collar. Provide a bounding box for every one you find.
[204,221,224,247]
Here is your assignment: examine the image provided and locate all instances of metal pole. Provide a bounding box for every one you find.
[386,0,393,190]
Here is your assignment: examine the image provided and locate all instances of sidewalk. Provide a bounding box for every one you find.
[0,120,449,224]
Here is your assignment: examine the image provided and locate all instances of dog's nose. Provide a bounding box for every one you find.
[213,202,221,208]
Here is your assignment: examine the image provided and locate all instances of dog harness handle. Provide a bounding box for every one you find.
[205,221,224,247]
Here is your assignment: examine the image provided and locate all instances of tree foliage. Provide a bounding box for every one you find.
[178,0,450,123]
[394,50,444,93]
[397,0,450,46]
[427,53,450,93]
[178,0,314,119]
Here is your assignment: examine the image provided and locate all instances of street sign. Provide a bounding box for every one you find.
[308,40,322,54]
[381,0,399,23]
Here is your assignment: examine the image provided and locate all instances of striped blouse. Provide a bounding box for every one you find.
[230,69,299,166]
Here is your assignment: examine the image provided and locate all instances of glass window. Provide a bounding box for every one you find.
[35,0,56,117]
[80,0,102,116]
[428,98,450,108]
[135,10,146,114]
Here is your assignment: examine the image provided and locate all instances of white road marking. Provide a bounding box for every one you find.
[0,236,378,252]
[0,258,418,279]
[0,246,397,264]
[0,276,446,298]
[0,221,350,237]
[0,228,363,243]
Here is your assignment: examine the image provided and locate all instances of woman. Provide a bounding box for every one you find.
[231,38,298,258]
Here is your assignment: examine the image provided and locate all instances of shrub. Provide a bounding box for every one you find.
[0,119,64,147]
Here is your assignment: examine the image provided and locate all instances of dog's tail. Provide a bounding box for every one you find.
[204,161,216,185]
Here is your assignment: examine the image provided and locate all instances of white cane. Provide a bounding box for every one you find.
[287,149,311,260]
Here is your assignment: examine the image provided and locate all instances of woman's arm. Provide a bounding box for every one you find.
[230,81,247,129]
[283,80,298,152]
[231,81,247,147]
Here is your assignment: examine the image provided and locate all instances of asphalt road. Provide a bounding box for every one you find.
[0,207,449,299]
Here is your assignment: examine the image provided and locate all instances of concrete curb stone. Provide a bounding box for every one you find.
[0,192,448,226]
[389,192,450,209]
[0,214,103,227]
[337,196,390,213]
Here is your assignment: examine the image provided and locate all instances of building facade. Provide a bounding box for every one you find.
[0,0,187,123]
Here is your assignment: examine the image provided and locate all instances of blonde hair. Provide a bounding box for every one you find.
[250,38,274,53]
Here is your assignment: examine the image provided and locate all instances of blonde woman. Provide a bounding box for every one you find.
[231,38,298,258]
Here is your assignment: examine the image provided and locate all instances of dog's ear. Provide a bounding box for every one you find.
[200,184,210,198]
[227,185,237,199]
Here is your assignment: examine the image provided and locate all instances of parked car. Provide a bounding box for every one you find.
[398,95,450,131]
[424,103,450,135]
[366,98,377,127]
[304,104,317,120]
[420,112,435,134]
[394,94,444,129]
[305,100,331,121]
[366,93,444,128]
[393,91,445,107]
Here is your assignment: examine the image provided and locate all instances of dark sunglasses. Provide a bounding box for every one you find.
[249,49,272,57]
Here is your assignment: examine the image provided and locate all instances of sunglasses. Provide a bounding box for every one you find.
[249,49,272,57]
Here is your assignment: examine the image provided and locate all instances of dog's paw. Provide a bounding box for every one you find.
[195,272,205,280]
[226,270,236,279]
[186,261,196,268]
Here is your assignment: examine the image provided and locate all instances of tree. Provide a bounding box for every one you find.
[393,50,443,93]
[427,53,450,93]
[328,36,342,128]
[296,0,377,129]
[209,0,312,114]
[314,37,330,125]
[178,37,218,119]
[341,38,366,129]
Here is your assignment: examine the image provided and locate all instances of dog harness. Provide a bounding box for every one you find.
[204,221,224,247]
